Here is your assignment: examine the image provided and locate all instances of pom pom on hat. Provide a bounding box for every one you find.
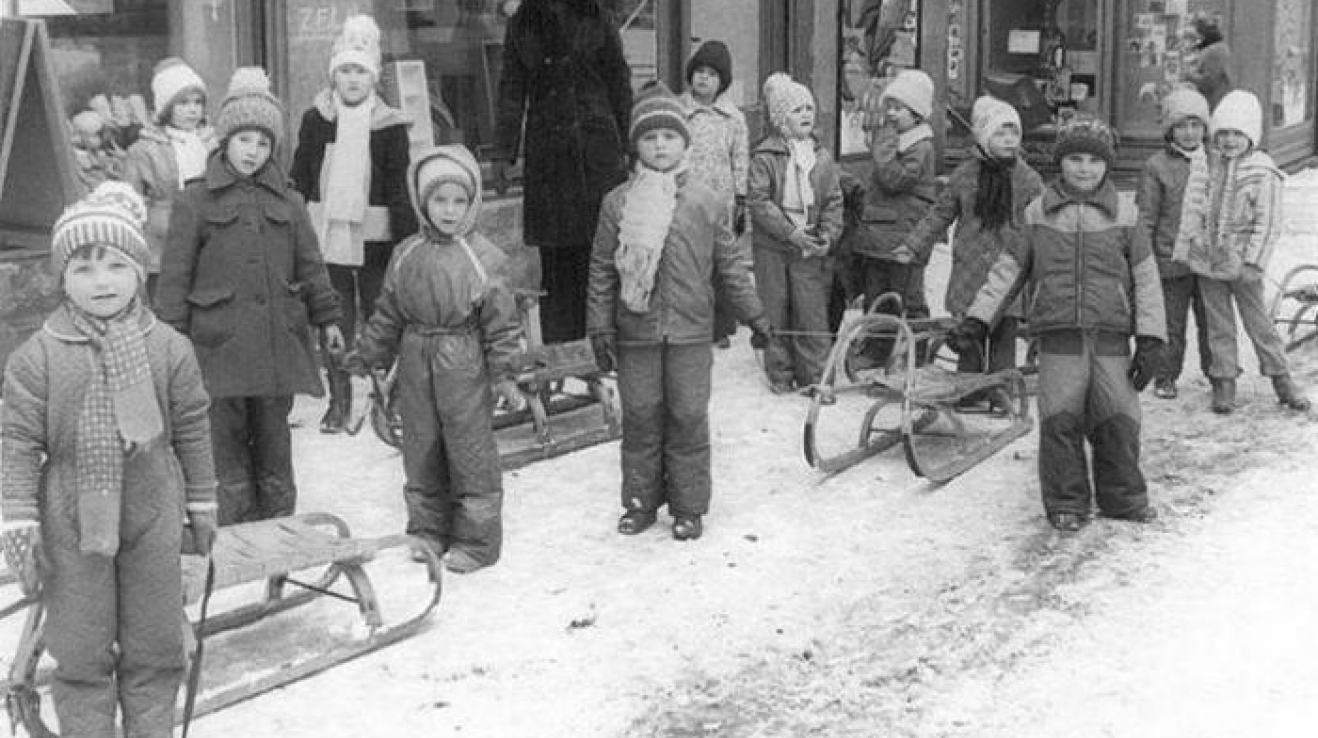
[51,182,150,277]
[685,40,732,96]
[970,95,1022,151]
[1054,116,1118,168]
[329,14,382,79]
[629,80,690,148]
[879,69,935,120]
[151,57,206,124]
[763,72,814,134]
[1161,87,1211,132]
[1209,89,1262,147]
[214,66,284,147]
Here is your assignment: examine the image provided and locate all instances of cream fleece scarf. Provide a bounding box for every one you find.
[782,137,816,230]
[616,162,684,312]
[322,92,373,265]
[166,125,209,188]
[1170,143,1210,265]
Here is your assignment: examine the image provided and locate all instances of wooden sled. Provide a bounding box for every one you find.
[803,311,1032,483]
[2,512,442,736]
[1269,264,1318,352]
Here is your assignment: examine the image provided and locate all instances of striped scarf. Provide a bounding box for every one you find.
[1170,144,1211,268]
[68,298,163,556]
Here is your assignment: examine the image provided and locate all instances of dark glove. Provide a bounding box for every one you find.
[184,510,218,557]
[947,317,988,356]
[1129,336,1164,392]
[733,196,747,236]
[749,318,774,350]
[590,333,617,374]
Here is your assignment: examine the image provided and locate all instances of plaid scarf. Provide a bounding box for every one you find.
[68,298,163,556]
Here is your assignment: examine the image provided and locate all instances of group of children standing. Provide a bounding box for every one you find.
[2,17,1313,733]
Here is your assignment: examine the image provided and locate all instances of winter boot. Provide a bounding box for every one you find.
[1272,374,1311,412]
[1210,377,1236,414]
[320,371,352,433]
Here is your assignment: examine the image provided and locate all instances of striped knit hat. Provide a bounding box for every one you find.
[1054,116,1117,168]
[214,67,284,147]
[51,181,150,278]
[629,81,689,148]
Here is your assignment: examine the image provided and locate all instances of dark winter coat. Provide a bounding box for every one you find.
[1187,40,1233,111]
[289,90,418,252]
[586,171,765,345]
[156,152,342,398]
[1136,145,1196,280]
[903,155,1043,315]
[747,134,845,256]
[968,181,1167,342]
[853,124,938,261]
[494,0,632,249]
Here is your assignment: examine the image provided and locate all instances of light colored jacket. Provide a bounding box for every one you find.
[681,91,749,202]
[1177,148,1284,281]
[747,134,844,256]
[122,125,217,273]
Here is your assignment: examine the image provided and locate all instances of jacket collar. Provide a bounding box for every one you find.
[753,132,821,155]
[1040,179,1120,217]
[42,302,157,343]
[203,149,288,194]
[680,91,740,119]
[312,88,411,130]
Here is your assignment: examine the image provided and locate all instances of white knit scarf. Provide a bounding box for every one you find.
[322,93,373,265]
[782,137,816,230]
[166,126,209,188]
[616,162,684,313]
[1170,143,1210,266]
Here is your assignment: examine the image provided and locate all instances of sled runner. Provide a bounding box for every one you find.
[364,291,622,470]
[2,512,442,736]
[1269,264,1318,352]
[802,310,1032,483]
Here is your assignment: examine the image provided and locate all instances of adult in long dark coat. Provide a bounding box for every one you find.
[493,0,632,343]
[1185,17,1233,111]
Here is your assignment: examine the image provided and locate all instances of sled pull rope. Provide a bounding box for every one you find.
[181,557,215,738]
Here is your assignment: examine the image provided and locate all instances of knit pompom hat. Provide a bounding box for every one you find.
[410,144,483,239]
[151,57,206,125]
[1054,116,1117,168]
[214,67,284,147]
[970,95,1021,150]
[329,14,382,79]
[1161,88,1211,132]
[685,40,733,95]
[879,69,935,120]
[763,72,814,133]
[630,81,690,148]
[1210,89,1262,147]
[51,181,150,279]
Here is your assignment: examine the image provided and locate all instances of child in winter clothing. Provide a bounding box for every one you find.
[291,14,417,434]
[853,69,938,322]
[681,40,750,348]
[747,72,843,394]
[953,118,1167,532]
[123,58,217,298]
[157,67,344,526]
[347,144,523,573]
[902,95,1043,375]
[1173,89,1310,413]
[2,182,217,738]
[1136,88,1214,400]
[587,83,769,541]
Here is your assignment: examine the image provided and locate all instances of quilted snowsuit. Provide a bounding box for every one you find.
[586,171,766,518]
[354,148,521,565]
[1,306,216,738]
[968,181,1166,520]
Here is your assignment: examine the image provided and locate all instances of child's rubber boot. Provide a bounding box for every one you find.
[672,515,703,541]
[617,509,657,536]
[1153,378,1178,399]
[1272,374,1311,412]
[1210,378,1235,414]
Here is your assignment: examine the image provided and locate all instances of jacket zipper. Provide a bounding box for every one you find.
[1074,202,1084,328]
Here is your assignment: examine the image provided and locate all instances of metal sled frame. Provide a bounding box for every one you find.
[2,512,443,736]
[803,312,1033,483]
[1270,264,1318,352]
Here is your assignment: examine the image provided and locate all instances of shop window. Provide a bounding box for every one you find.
[838,0,921,157]
[982,0,1102,135]
[1272,0,1312,129]
[1115,1,1227,139]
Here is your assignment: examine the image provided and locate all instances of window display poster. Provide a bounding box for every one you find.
[1273,0,1313,128]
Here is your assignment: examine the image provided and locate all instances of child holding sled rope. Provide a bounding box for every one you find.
[587,82,770,541]
[347,144,524,574]
[2,182,218,737]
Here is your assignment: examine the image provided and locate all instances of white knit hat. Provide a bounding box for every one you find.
[1209,89,1262,147]
[151,57,206,124]
[1161,87,1211,132]
[51,182,150,278]
[970,95,1021,150]
[329,14,382,79]
[762,72,814,134]
[879,69,935,120]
